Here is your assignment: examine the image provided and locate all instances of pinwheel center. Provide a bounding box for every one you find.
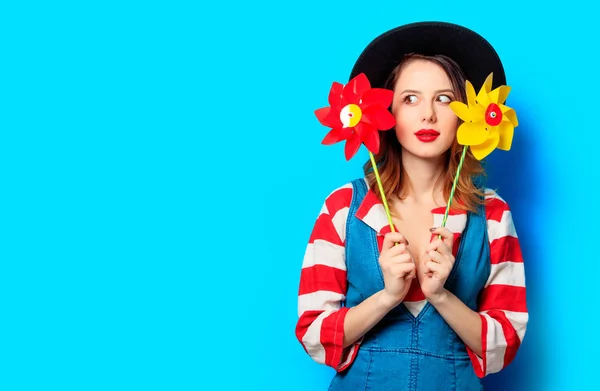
[485,103,503,126]
[340,104,362,128]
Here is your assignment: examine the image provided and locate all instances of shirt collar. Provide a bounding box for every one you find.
[354,185,469,236]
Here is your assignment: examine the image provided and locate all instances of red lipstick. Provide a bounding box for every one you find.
[415,129,440,142]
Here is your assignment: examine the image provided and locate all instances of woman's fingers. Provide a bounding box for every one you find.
[427,238,451,257]
[425,260,448,280]
[429,226,454,249]
[382,232,408,250]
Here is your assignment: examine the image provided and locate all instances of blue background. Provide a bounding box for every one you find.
[0,0,595,390]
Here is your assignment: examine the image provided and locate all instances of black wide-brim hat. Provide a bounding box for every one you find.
[349,21,506,91]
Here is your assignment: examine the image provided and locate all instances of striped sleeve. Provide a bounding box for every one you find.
[467,191,529,378]
[295,183,360,372]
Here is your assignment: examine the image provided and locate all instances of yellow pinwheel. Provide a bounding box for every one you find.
[449,73,519,160]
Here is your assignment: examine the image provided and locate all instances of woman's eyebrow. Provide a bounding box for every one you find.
[399,89,455,94]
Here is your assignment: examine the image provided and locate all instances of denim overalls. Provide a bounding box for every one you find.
[328,178,491,391]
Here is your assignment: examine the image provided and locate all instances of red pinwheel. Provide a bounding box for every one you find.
[315,73,396,160]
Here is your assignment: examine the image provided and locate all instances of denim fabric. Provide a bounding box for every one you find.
[329,178,490,391]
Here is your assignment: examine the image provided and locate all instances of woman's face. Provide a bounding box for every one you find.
[391,59,459,160]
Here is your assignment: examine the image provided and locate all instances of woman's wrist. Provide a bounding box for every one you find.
[377,290,403,310]
[426,289,450,307]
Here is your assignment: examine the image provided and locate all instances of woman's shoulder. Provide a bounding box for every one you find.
[319,179,360,216]
[483,188,513,223]
[318,176,373,218]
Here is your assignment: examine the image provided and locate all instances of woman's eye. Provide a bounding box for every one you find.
[404,95,418,104]
[438,95,452,103]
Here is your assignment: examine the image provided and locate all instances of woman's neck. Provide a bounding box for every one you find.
[399,149,446,205]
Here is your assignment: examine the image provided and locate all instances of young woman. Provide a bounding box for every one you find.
[296,22,528,390]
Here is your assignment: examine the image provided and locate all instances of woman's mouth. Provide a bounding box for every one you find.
[414,129,440,142]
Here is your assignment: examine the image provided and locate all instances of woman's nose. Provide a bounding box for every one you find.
[422,105,436,123]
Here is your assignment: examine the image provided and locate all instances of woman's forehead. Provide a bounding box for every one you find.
[394,61,454,90]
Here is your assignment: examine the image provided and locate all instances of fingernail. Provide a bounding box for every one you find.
[429,227,437,232]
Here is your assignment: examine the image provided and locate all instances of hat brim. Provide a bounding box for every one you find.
[349,22,506,91]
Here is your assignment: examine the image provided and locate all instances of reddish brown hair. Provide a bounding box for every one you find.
[363,53,486,213]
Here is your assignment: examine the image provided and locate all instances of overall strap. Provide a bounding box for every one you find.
[343,178,386,309]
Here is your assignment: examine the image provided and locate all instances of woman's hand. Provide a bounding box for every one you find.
[378,232,416,307]
[417,227,455,304]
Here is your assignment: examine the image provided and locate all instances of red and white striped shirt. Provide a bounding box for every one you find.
[295,180,528,378]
